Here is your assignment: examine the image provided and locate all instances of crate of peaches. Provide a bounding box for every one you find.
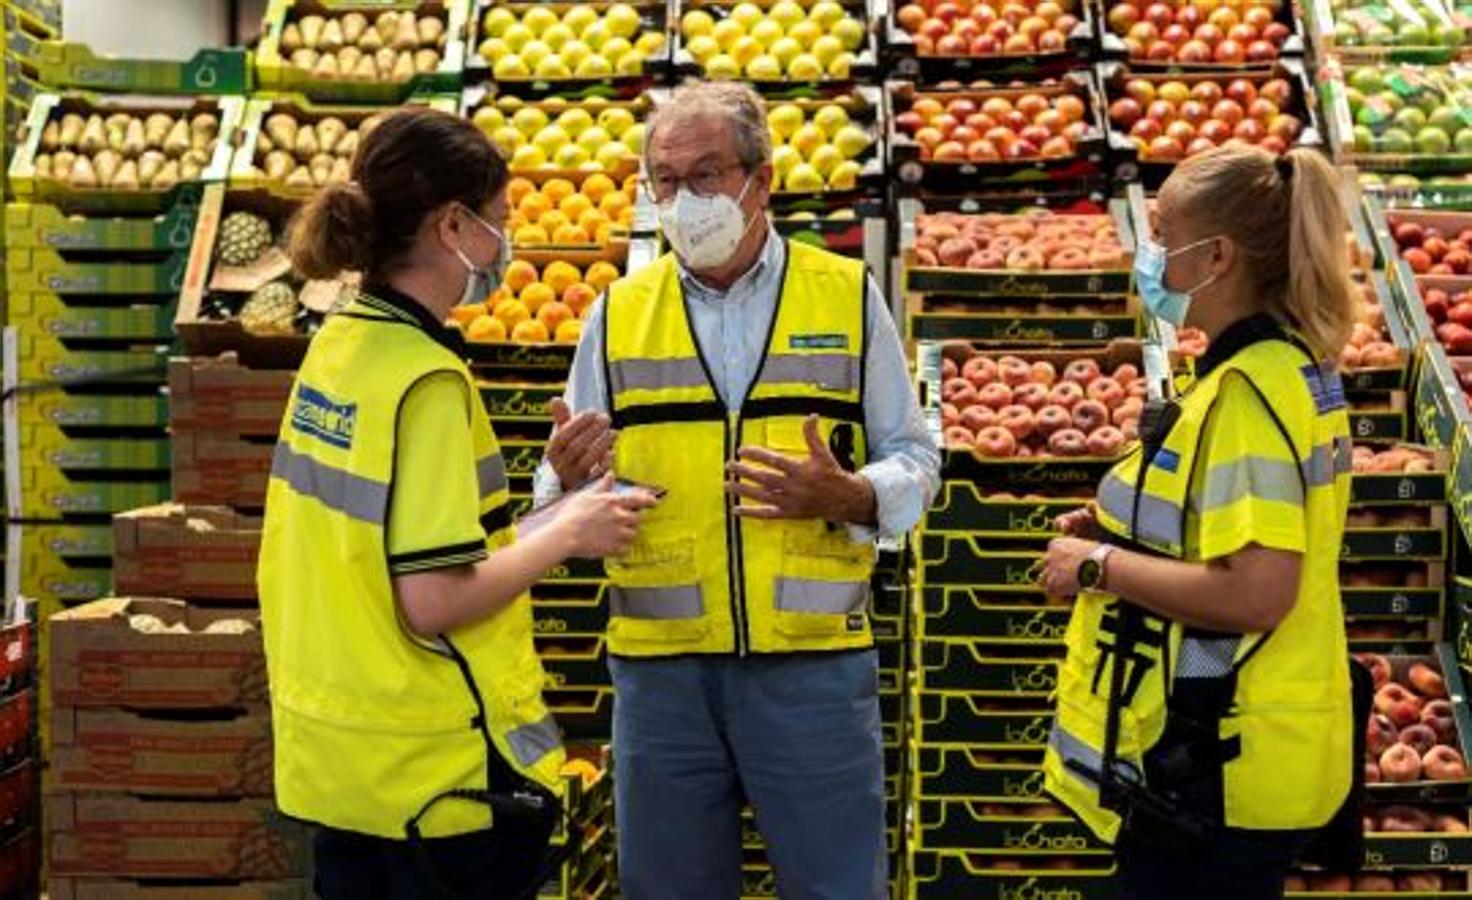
[928,341,1145,464]
[1286,870,1472,895]
[887,74,1108,192]
[1099,0,1303,68]
[1100,60,1318,186]
[886,0,1096,83]
[1361,649,1472,802]
[254,1,470,104]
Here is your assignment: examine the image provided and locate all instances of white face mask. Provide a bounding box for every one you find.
[658,174,755,272]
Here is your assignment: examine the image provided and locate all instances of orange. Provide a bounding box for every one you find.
[504,260,540,294]
[538,209,570,235]
[512,318,552,343]
[578,209,609,238]
[538,300,576,332]
[518,191,551,222]
[554,223,590,244]
[542,178,577,206]
[599,190,632,218]
[555,318,584,344]
[507,211,528,232]
[520,282,557,314]
[559,192,594,221]
[563,281,598,314]
[448,303,486,326]
[580,173,617,204]
[507,177,538,208]
[514,223,551,245]
[560,757,600,786]
[467,314,507,342]
[493,298,531,329]
[584,261,620,293]
[622,173,640,194]
[542,260,583,295]
[617,205,636,226]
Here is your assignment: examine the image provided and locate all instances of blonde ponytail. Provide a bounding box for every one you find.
[1282,148,1357,360]
[1163,144,1358,362]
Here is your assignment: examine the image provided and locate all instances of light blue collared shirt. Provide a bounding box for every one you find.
[533,225,940,540]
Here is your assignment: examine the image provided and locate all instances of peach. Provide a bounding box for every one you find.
[1063,358,1102,385]
[973,425,1017,458]
[997,405,1036,442]
[1409,662,1447,699]
[943,425,975,448]
[1048,428,1088,457]
[1086,426,1126,457]
[959,405,997,433]
[998,356,1032,387]
[1087,378,1127,409]
[1072,400,1110,434]
[1031,361,1057,386]
[1356,653,1391,690]
[1366,713,1398,757]
[943,377,979,408]
[1048,382,1084,410]
[1375,683,1422,727]
[978,382,1015,410]
[1013,383,1050,411]
[1398,723,1438,757]
[1379,743,1422,783]
[1423,745,1467,781]
[1035,405,1073,439]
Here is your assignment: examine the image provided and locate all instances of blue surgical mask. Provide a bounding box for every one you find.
[1134,236,1219,327]
[453,205,511,306]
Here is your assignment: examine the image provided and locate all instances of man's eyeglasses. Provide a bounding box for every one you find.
[642,162,746,202]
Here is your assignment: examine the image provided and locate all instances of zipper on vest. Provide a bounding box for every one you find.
[725,410,750,657]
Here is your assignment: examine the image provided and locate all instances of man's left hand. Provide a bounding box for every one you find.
[1039,536,1101,597]
[727,415,876,525]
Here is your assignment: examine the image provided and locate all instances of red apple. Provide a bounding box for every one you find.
[1213,39,1245,63]
[1245,39,1277,61]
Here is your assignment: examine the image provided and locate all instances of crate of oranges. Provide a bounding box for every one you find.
[504,169,647,248]
[452,239,659,370]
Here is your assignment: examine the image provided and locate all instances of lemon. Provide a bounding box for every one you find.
[561,39,593,69]
[809,1,847,28]
[492,126,526,154]
[830,17,866,51]
[519,39,553,69]
[563,5,600,33]
[575,54,614,77]
[787,53,824,79]
[511,144,548,170]
[503,22,535,52]
[535,55,572,79]
[770,1,806,30]
[787,19,823,48]
[513,106,549,135]
[615,50,645,75]
[730,3,765,29]
[770,36,804,67]
[814,104,850,136]
[767,104,805,140]
[606,3,643,39]
[599,106,636,137]
[784,162,825,193]
[809,144,843,177]
[811,34,845,67]
[686,34,721,63]
[483,7,517,38]
[827,51,855,78]
[832,124,871,158]
[746,54,784,79]
[705,53,741,78]
[711,18,745,50]
[681,9,717,39]
[750,18,785,46]
[534,125,571,157]
[524,6,559,35]
[828,160,862,190]
[494,54,531,79]
[772,144,803,176]
[557,107,595,137]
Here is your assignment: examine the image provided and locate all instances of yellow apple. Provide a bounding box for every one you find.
[606,3,643,39]
[494,55,531,79]
[746,54,783,79]
[483,7,517,38]
[534,125,571,157]
[576,54,614,77]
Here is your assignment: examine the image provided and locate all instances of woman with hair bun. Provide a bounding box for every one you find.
[257,107,655,899]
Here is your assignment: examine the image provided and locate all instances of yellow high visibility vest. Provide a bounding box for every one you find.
[1043,330,1353,843]
[258,291,564,840]
[603,241,876,656]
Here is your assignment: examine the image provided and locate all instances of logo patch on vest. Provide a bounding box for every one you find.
[847,613,866,632]
[790,333,848,350]
[290,384,357,450]
[1152,448,1180,473]
[1300,362,1347,413]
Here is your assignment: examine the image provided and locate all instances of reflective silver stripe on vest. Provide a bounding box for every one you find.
[758,353,860,392]
[774,577,868,615]
[1098,472,1183,551]
[1174,636,1241,680]
[609,585,705,620]
[608,357,709,394]
[1334,435,1354,475]
[1300,442,1335,489]
[505,714,562,768]
[1200,455,1305,512]
[271,442,390,525]
[478,453,507,498]
[1049,722,1141,785]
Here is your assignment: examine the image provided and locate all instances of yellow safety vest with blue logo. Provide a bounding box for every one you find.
[1043,327,1353,843]
[257,290,565,839]
[602,241,875,656]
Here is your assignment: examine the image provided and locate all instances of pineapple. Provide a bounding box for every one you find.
[216,211,273,267]
[240,281,300,336]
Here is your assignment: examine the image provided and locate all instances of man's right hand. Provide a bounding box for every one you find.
[548,397,615,491]
[1054,504,1102,540]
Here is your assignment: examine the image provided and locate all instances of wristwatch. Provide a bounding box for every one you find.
[1077,544,1117,592]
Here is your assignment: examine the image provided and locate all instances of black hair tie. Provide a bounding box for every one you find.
[1276,155,1294,186]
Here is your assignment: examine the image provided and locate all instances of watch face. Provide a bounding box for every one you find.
[1078,559,1101,589]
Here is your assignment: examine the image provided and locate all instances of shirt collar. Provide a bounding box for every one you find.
[1194,313,1288,379]
[677,223,785,303]
[356,282,466,357]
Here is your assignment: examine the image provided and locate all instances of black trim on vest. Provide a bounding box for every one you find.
[480,504,514,536]
[742,396,865,424]
[610,399,728,429]
[1195,313,1287,379]
[388,540,488,569]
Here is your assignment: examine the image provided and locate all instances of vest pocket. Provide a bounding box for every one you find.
[1221,684,1351,830]
[772,528,874,638]
[605,536,710,643]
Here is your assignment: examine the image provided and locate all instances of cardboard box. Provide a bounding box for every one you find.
[49,598,264,709]
[113,505,261,601]
[170,432,272,509]
[168,355,293,438]
[49,879,311,900]
[47,793,310,879]
[50,707,273,798]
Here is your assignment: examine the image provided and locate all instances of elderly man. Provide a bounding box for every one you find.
[533,80,939,900]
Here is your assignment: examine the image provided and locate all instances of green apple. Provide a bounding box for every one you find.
[1352,124,1375,153]
[1415,125,1452,154]
[1377,127,1414,154]
[1393,106,1427,133]
[1348,68,1383,95]
[1454,128,1472,153]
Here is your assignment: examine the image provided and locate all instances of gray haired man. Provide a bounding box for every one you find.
[535,81,938,900]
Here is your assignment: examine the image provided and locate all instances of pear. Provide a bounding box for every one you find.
[40,120,59,152]
[78,115,106,155]
[312,53,340,79]
[358,26,383,53]
[94,149,120,185]
[265,150,295,180]
[316,117,346,154]
[342,12,367,45]
[299,15,325,49]
[122,119,146,158]
[391,50,415,80]
[58,114,85,149]
[265,114,298,150]
[112,159,139,190]
[320,19,344,51]
[417,16,444,46]
[153,159,180,191]
[291,48,319,70]
[294,125,320,160]
[280,22,303,52]
[163,119,190,157]
[69,155,98,189]
[415,49,440,74]
[285,166,313,189]
[138,150,165,185]
[144,113,173,148]
[334,130,359,159]
[33,154,51,179]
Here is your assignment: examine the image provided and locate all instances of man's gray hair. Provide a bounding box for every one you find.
[645,80,773,172]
